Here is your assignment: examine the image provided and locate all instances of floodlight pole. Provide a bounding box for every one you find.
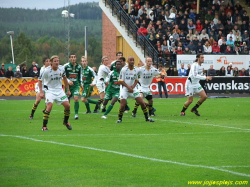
[85,26,88,59]
[7,31,15,64]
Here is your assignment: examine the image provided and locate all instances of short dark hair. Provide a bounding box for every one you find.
[115,60,122,66]
[119,57,126,62]
[42,56,50,64]
[116,51,123,56]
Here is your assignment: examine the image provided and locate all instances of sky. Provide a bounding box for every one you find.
[0,0,98,9]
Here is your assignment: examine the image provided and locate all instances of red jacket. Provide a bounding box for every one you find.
[212,44,220,53]
[195,22,203,32]
[137,28,148,36]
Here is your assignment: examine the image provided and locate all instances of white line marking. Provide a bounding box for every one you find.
[1,134,250,178]
[27,131,249,137]
[216,166,250,168]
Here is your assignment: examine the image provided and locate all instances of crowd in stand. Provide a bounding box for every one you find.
[119,0,250,67]
[0,61,40,79]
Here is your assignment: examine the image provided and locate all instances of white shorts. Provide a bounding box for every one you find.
[45,90,69,105]
[96,81,105,93]
[137,86,152,98]
[185,80,204,97]
[35,82,46,93]
[119,88,141,100]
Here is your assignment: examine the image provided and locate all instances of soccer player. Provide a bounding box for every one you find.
[180,53,212,116]
[39,55,72,131]
[116,56,154,123]
[80,56,99,113]
[29,57,50,119]
[93,56,111,112]
[132,57,160,117]
[101,60,122,119]
[64,54,82,119]
[110,51,123,71]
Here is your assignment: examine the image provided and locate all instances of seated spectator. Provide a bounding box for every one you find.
[147,23,156,35]
[219,66,226,76]
[179,30,187,44]
[167,66,175,76]
[234,46,241,55]
[225,65,233,76]
[205,10,213,21]
[29,61,39,76]
[218,36,224,46]
[226,30,235,41]
[203,20,211,34]
[191,31,200,41]
[195,19,203,33]
[14,67,22,78]
[207,65,217,76]
[242,30,249,46]
[189,9,196,22]
[187,20,196,33]
[186,64,191,76]
[179,19,188,34]
[157,55,166,66]
[137,24,148,38]
[226,36,235,49]
[203,41,212,54]
[187,40,197,54]
[192,36,199,46]
[212,41,221,54]
[233,67,239,76]
[224,20,234,35]
[183,47,192,54]
[30,66,39,78]
[178,63,187,76]
[176,46,183,54]
[201,36,208,45]
[200,29,209,41]
[208,36,216,46]
[225,45,233,54]
[0,63,6,77]
[239,68,247,76]
[21,65,30,77]
[196,41,204,53]
[172,30,179,41]
[215,20,225,35]
[241,46,249,54]
[187,29,194,39]
[161,40,169,52]
[220,40,227,53]
[5,66,14,79]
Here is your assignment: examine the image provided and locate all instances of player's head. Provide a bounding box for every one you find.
[101,56,109,66]
[116,52,123,59]
[81,56,88,67]
[145,57,152,67]
[196,53,204,63]
[115,60,122,71]
[127,56,135,67]
[119,57,126,67]
[43,56,50,67]
[69,54,76,63]
[50,55,59,69]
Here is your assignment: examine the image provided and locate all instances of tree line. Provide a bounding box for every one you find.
[0,2,103,67]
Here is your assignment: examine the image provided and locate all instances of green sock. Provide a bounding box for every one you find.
[85,101,91,112]
[104,105,113,116]
[74,101,79,115]
[87,99,98,104]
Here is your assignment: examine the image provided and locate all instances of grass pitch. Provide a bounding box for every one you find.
[0,97,249,186]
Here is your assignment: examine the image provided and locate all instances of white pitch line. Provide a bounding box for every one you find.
[216,166,250,168]
[1,134,250,178]
[27,131,249,137]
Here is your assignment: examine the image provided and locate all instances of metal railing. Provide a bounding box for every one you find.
[104,0,159,64]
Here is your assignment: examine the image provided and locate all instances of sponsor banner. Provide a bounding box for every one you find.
[18,80,38,93]
[205,77,250,93]
[177,55,249,70]
[151,77,186,94]
[150,77,249,95]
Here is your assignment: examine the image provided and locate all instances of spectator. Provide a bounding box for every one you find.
[28,61,39,76]
[234,46,241,55]
[30,66,39,78]
[245,65,250,76]
[203,20,211,34]
[242,30,249,46]
[241,21,249,35]
[226,36,235,49]
[224,20,234,34]
[21,65,30,77]
[215,20,225,35]
[172,30,179,41]
[187,40,197,54]
[156,65,168,98]
[183,47,192,54]
[220,40,228,53]
[179,19,188,34]
[161,40,169,51]
[178,63,187,76]
[207,65,217,76]
[232,25,241,37]
[186,64,191,76]
[147,23,156,35]
[0,63,6,77]
[5,66,14,79]
[208,36,216,46]
[225,65,233,76]
[176,46,184,54]
[212,41,221,54]
[138,24,148,42]
[225,45,234,54]
[239,68,247,76]
[179,30,187,44]
[233,67,239,76]
[200,29,209,41]
[203,41,212,54]
[241,46,249,54]
[226,30,236,41]
[167,65,175,76]
[157,55,166,66]
[14,66,22,78]
[219,66,226,76]
[196,41,204,53]
[187,20,196,33]
[189,9,196,22]
[195,19,203,33]
[205,10,213,21]
[218,36,225,46]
